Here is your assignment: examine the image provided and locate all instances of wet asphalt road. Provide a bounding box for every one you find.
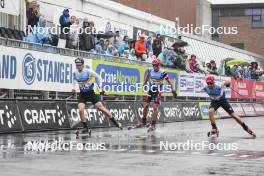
[0,117,264,176]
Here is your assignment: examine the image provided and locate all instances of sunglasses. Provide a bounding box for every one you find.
[152,64,159,67]
[207,82,214,85]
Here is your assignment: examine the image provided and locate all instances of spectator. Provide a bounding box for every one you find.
[26,0,41,33]
[67,16,78,49]
[231,65,238,78]
[174,48,188,70]
[128,49,137,60]
[124,50,130,59]
[103,39,113,55]
[225,66,232,77]
[146,36,153,53]
[251,67,263,80]
[135,34,147,61]
[26,16,50,44]
[146,52,156,63]
[158,48,173,67]
[189,55,200,73]
[207,60,224,76]
[119,35,129,56]
[152,34,162,57]
[79,17,95,52]
[113,30,121,50]
[59,9,71,39]
[244,66,252,79]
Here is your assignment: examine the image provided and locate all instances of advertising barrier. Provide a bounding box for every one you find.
[0,101,23,133]
[0,100,263,134]
[17,101,70,131]
[66,102,110,129]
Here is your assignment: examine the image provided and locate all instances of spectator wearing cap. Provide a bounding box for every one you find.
[26,0,41,33]
[119,35,130,56]
[79,17,95,52]
[135,34,147,61]
[189,54,200,73]
[59,9,71,39]
[152,34,163,57]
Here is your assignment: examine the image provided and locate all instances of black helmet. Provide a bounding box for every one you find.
[75,58,84,66]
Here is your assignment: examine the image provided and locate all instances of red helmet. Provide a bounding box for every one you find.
[206,76,215,84]
[152,59,161,66]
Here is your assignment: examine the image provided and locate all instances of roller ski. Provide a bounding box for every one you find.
[242,123,256,138]
[76,127,92,138]
[147,124,156,133]
[207,128,219,137]
[127,122,151,130]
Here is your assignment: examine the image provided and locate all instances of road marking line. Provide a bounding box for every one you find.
[208,153,219,156]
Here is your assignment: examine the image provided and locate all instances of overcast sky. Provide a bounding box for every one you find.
[207,0,264,4]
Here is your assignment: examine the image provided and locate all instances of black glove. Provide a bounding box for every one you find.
[100,90,105,95]
[172,90,177,98]
[226,82,230,87]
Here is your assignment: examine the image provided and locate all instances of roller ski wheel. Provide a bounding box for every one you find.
[207,129,219,137]
[147,125,156,133]
[117,121,123,130]
[246,128,256,138]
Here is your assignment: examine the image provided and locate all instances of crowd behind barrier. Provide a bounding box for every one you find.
[2,1,263,81]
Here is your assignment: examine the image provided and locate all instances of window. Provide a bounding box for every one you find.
[245,9,253,16]
[230,43,244,50]
[253,9,261,15]
[252,15,261,22]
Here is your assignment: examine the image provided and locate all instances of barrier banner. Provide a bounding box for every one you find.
[179,73,195,96]
[194,75,207,97]
[161,102,184,122]
[17,101,70,131]
[133,102,164,124]
[254,81,264,100]
[198,102,220,120]
[253,103,264,116]
[0,101,23,133]
[230,103,245,116]
[241,103,257,116]
[92,60,144,95]
[66,102,110,129]
[105,102,138,126]
[0,45,92,92]
[231,78,253,99]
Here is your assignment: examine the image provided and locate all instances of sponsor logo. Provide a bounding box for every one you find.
[0,105,17,128]
[70,108,107,124]
[23,105,66,126]
[182,105,200,117]
[201,105,209,116]
[110,105,136,122]
[163,106,182,119]
[22,53,36,85]
[137,107,161,120]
